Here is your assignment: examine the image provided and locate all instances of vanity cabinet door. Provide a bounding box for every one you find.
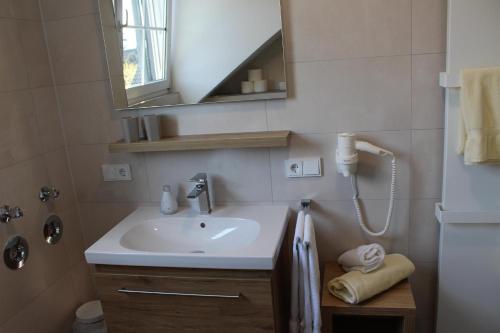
[94,272,277,333]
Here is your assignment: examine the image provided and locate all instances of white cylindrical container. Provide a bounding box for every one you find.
[241,81,254,94]
[121,117,139,143]
[160,185,178,215]
[138,117,146,140]
[72,300,107,333]
[278,81,287,91]
[253,79,268,93]
[248,69,263,81]
[143,115,161,141]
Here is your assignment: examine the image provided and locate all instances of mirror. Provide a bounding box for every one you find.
[99,0,287,110]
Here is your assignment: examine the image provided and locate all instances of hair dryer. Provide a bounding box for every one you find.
[336,133,396,237]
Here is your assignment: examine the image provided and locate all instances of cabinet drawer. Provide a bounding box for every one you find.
[95,272,276,333]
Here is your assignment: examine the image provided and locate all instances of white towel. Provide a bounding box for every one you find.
[299,238,311,333]
[303,214,321,333]
[290,211,305,333]
[337,243,385,273]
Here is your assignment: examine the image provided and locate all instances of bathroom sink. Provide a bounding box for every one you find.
[119,217,260,253]
[85,205,290,269]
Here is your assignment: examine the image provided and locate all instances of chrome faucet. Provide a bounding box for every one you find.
[187,173,211,214]
[0,205,23,223]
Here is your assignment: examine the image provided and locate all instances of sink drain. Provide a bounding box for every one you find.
[190,250,205,254]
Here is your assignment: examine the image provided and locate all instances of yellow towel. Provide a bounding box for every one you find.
[327,254,415,304]
[457,67,500,164]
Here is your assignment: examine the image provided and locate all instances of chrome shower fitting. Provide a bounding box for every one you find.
[3,235,29,270]
[39,186,60,202]
[0,205,23,223]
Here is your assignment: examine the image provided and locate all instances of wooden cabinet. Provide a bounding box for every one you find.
[93,237,290,332]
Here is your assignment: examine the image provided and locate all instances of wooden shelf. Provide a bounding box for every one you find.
[204,91,287,103]
[108,130,291,153]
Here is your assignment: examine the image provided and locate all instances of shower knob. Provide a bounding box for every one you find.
[39,186,60,202]
[0,205,23,223]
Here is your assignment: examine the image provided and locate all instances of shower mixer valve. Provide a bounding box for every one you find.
[0,205,24,223]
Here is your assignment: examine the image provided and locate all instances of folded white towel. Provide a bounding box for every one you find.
[337,243,385,273]
[290,211,305,333]
[303,214,321,333]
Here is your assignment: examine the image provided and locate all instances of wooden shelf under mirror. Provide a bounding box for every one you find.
[108,130,291,153]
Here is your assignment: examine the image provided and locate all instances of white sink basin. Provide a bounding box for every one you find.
[85,205,290,270]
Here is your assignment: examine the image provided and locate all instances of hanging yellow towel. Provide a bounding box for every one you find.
[457,67,500,165]
[327,254,415,304]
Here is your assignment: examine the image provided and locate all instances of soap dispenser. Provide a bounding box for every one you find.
[160,185,178,215]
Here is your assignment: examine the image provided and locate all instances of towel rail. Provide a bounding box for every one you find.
[439,72,461,88]
[300,199,311,212]
[435,203,500,224]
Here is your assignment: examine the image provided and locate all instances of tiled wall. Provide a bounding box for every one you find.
[0,0,94,332]
[40,0,447,332]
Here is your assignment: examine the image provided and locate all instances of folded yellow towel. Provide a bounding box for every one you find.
[457,67,500,164]
[327,254,415,304]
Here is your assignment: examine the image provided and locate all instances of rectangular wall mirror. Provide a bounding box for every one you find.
[99,0,287,111]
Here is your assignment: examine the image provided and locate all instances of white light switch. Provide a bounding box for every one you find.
[303,158,322,176]
[102,164,132,181]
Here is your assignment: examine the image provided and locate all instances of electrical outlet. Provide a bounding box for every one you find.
[285,160,303,178]
[285,158,322,178]
[102,164,132,181]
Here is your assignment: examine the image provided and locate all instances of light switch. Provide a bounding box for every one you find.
[303,158,322,176]
[102,164,132,181]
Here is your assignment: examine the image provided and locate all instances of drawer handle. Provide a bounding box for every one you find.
[118,288,241,299]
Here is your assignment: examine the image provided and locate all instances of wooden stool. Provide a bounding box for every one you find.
[321,263,416,333]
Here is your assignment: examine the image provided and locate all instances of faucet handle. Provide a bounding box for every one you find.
[0,205,23,223]
[39,186,60,202]
[188,173,207,183]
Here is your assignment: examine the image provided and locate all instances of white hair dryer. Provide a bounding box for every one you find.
[336,133,396,237]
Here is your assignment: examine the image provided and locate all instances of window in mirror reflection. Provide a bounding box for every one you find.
[116,0,171,103]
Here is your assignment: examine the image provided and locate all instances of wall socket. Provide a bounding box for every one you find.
[285,158,322,178]
[102,164,132,181]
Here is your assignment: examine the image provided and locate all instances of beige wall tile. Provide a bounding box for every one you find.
[284,0,411,62]
[0,227,48,325]
[59,207,85,266]
[43,148,77,211]
[78,202,138,246]
[31,87,65,153]
[156,101,268,136]
[68,144,151,203]
[70,260,97,305]
[412,54,446,129]
[270,131,411,202]
[0,91,42,168]
[58,80,120,145]
[18,21,52,88]
[267,56,411,133]
[0,156,49,216]
[145,149,273,204]
[0,0,10,18]
[36,218,72,285]
[40,0,97,21]
[412,0,447,54]
[1,273,79,333]
[0,19,29,92]
[411,129,444,199]
[45,14,106,84]
[9,0,40,20]
[409,199,440,263]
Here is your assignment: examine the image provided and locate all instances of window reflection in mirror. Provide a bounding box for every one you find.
[99,0,287,110]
